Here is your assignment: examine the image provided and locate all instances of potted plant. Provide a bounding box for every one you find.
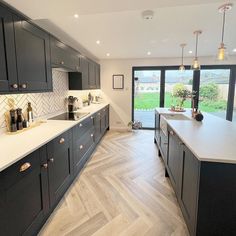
[127,120,142,131]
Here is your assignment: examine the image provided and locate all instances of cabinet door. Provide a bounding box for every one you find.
[88,61,96,89]
[81,57,89,89]
[0,148,49,236]
[94,111,102,143]
[47,131,73,207]
[159,130,168,163]
[167,130,182,195]
[154,111,160,144]
[179,145,199,235]
[105,106,109,129]
[0,6,17,93]
[14,17,52,92]
[95,63,100,89]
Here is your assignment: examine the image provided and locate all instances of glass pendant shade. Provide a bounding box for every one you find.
[191,30,202,71]
[179,64,185,71]
[179,43,186,72]
[217,3,233,61]
[191,57,201,70]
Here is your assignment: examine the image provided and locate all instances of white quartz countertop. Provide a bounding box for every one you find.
[0,103,109,172]
[156,108,236,164]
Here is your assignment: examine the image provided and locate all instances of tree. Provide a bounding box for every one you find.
[200,83,219,100]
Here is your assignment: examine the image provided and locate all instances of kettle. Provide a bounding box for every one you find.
[67,96,78,113]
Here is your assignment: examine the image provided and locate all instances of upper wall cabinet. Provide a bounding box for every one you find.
[50,37,80,72]
[0,4,52,94]
[0,6,17,93]
[13,16,52,92]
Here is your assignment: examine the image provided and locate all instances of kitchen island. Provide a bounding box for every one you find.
[155,108,236,236]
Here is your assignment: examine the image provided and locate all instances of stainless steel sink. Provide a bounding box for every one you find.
[161,113,191,120]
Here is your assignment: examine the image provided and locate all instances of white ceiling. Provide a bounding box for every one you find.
[4,0,236,59]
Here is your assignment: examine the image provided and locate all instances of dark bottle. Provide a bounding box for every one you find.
[9,109,17,132]
[27,102,34,123]
[16,108,23,130]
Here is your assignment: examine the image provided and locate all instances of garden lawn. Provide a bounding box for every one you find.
[134,92,226,113]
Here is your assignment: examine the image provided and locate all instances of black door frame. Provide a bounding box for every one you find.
[132,64,236,128]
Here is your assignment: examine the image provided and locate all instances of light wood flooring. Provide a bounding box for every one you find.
[39,130,189,236]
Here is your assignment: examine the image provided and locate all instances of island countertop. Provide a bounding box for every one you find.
[0,103,109,172]
[156,108,236,164]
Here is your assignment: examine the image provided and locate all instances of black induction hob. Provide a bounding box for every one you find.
[49,112,89,121]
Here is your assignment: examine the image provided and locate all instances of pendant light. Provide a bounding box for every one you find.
[217,3,233,61]
[179,43,187,71]
[191,30,202,71]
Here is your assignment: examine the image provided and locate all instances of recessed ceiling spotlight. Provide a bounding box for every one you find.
[189,50,193,54]
[74,14,79,18]
[96,40,100,45]
[147,51,151,55]
[106,53,110,57]
[233,48,236,52]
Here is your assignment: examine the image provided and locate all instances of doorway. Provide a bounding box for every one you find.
[132,68,161,129]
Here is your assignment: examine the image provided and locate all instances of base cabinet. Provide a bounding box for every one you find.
[0,106,109,236]
[0,148,49,236]
[47,130,73,208]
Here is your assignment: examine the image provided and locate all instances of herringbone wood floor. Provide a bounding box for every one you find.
[39,130,189,236]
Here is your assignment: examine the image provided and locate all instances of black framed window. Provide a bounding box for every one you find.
[132,64,236,129]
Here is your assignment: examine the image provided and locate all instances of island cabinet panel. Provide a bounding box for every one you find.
[159,130,168,164]
[154,111,160,144]
[167,129,183,195]
[196,162,236,236]
[0,147,49,236]
[14,16,52,92]
[47,130,73,208]
[0,6,17,93]
[179,145,200,236]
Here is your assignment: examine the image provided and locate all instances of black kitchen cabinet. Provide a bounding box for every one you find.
[167,129,183,195]
[94,111,102,143]
[72,116,95,176]
[159,130,168,164]
[0,147,49,236]
[47,130,73,208]
[101,106,109,134]
[179,145,199,236]
[50,37,80,72]
[14,16,52,92]
[154,111,160,144]
[88,60,97,89]
[0,5,17,93]
[95,63,101,89]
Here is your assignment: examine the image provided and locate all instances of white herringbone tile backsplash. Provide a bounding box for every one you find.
[0,70,68,129]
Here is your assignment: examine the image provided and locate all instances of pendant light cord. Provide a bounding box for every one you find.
[221,9,226,44]
[181,46,184,64]
[195,33,199,58]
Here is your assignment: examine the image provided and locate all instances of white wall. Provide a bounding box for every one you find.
[101,56,236,130]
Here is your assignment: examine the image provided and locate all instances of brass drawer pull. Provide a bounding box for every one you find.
[59,138,65,144]
[42,163,48,169]
[164,142,168,145]
[60,61,64,65]
[98,113,100,116]
[20,162,31,172]
[170,131,174,135]
[91,116,93,119]
[80,145,83,150]
[79,123,83,127]
[91,134,94,137]
[49,158,54,163]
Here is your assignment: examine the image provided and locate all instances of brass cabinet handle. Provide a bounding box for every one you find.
[21,84,27,89]
[60,61,64,65]
[170,131,174,135]
[91,134,94,137]
[59,138,65,144]
[98,113,100,116]
[12,84,18,89]
[76,66,79,70]
[20,162,31,172]
[49,158,54,163]
[42,163,48,169]
[80,145,83,150]
[164,142,168,145]
[91,116,93,119]
[79,123,83,127]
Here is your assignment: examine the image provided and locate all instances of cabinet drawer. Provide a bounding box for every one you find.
[73,128,95,173]
[0,150,41,190]
[73,116,94,140]
[160,130,168,163]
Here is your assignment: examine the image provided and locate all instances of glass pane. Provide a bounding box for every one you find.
[165,70,193,109]
[134,70,161,128]
[199,69,230,119]
[233,83,236,123]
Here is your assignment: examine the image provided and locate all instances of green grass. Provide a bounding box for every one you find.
[134,92,227,113]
